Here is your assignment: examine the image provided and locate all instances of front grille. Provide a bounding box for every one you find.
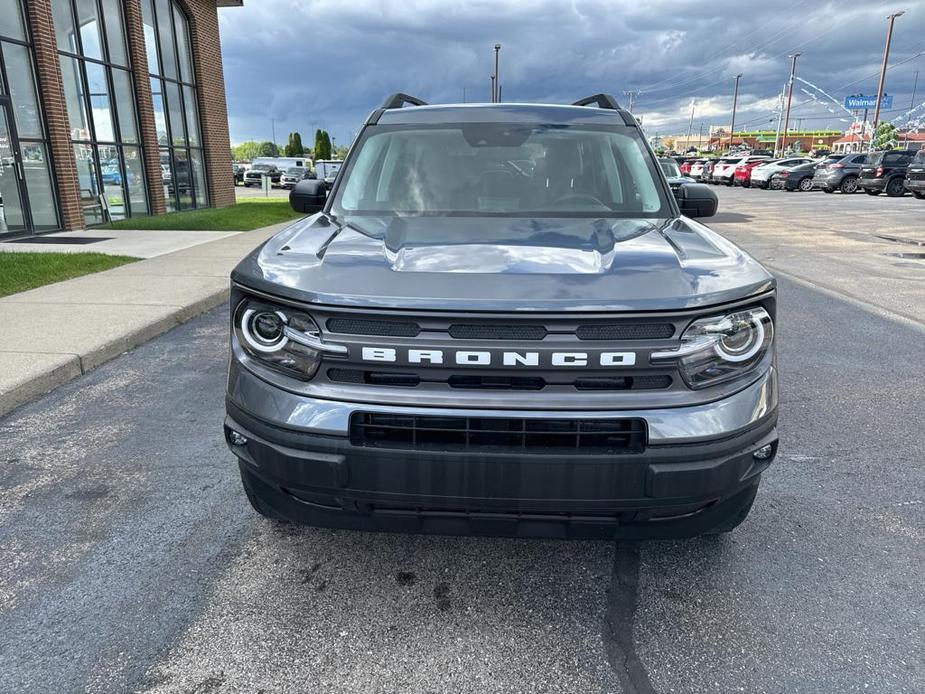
[327,317,420,337]
[350,413,647,454]
[908,172,925,181]
[449,324,547,340]
[576,323,674,340]
[574,375,671,390]
[328,368,420,387]
[447,375,545,390]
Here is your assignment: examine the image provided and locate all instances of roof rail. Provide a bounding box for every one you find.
[572,93,621,110]
[381,93,428,109]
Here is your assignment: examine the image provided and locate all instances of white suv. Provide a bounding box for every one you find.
[751,158,815,189]
[713,155,769,186]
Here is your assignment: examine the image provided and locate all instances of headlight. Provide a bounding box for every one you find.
[233,299,346,380]
[652,307,773,389]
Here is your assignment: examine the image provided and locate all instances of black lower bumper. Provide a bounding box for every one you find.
[225,401,778,539]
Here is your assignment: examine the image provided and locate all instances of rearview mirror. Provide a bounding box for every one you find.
[675,183,718,218]
[290,179,327,214]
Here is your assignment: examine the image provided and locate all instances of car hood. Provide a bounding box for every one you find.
[232,213,774,311]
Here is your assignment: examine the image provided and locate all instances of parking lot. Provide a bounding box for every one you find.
[1,187,923,693]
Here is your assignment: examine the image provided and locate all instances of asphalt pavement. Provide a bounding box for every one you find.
[0,189,922,693]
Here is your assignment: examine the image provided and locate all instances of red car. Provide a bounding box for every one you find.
[678,158,698,175]
[733,160,766,187]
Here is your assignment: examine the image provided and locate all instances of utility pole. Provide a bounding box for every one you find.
[773,90,785,156]
[698,122,704,150]
[271,118,276,145]
[493,43,501,103]
[490,74,495,102]
[686,100,695,151]
[871,11,904,149]
[623,90,638,113]
[728,74,742,152]
[781,53,801,155]
[910,69,919,110]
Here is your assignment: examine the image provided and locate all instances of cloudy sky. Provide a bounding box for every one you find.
[217,0,925,146]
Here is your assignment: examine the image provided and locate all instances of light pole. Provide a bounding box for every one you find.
[728,74,742,152]
[493,43,501,103]
[871,11,904,149]
[781,53,801,155]
[686,100,695,151]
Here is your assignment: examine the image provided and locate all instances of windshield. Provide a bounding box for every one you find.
[285,167,302,175]
[332,124,671,218]
[913,149,925,164]
[253,164,272,172]
[659,159,681,178]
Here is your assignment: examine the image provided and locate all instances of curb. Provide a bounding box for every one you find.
[0,286,229,418]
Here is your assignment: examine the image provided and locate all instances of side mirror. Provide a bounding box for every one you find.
[290,179,327,214]
[675,182,718,218]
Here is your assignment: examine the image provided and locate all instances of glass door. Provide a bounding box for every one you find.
[0,95,28,236]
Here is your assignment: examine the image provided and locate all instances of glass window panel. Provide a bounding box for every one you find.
[150,78,167,144]
[123,146,148,216]
[0,0,26,42]
[190,148,207,208]
[4,43,44,138]
[52,1,78,52]
[98,144,125,221]
[21,143,59,230]
[100,0,128,66]
[174,149,193,210]
[111,69,138,144]
[160,148,176,212]
[165,80,185,146]
[155,0,177,79]
[182,86,200,147]
[75,0,103,60]
[85,63,114,142]
[141,0,160,75]
[0,106,26,232]
[173,6,193,83]
[74,142,105,225]
[60,56,90,140]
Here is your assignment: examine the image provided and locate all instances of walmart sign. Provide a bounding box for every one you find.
[844,94,893,109]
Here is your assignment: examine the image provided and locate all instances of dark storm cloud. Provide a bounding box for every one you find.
[218,0,925,145]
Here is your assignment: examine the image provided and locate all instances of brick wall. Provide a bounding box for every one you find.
[179,0,236,208]
[25,0,84,231]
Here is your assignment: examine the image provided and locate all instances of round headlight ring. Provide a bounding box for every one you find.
[714,314,765,363]
[241,308,289,353]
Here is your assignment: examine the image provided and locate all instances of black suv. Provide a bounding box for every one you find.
[813,153,867,194]
[225,93,778,540]
[860,149,919,196]
[903,148,925,200]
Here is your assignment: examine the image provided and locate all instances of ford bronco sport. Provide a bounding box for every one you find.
[225,93,779,539]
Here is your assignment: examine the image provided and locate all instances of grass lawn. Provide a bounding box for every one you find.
[106,199,303,232]
[0,252,139,298]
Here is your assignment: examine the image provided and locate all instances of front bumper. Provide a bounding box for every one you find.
[225,365,779,538]
[904,178,925,193]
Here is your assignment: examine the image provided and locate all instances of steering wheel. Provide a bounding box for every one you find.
[552,193,606,207]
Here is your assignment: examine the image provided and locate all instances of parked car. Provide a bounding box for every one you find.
[700,159,716,183]
[688,159,709,179]
[733,159,768,187]
[713,155,769,186]
[903,148,925,199]
[860,149,919,197]
[314,159,344,189]
[280,166,310,190]
[774,162,817,191]
[659,157,695,189]
[812,153,867,194]
[750,157,815,189]
[229,92,778,539]
[244,164,282,188]
[101,166,122,186]
[233,163,246,185]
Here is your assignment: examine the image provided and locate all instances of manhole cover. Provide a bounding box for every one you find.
[4,236,112,245]
[884,252,925,259]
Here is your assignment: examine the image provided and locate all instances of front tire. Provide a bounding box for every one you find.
[886,177,906,197]
[707,482,759,534]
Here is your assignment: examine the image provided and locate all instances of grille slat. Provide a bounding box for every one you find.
[350,413,646,454]
[575,323,674,340]
[327,318,421,337]
[449,324,547,340]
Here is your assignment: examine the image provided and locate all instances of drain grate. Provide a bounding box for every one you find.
[3,236,112,245]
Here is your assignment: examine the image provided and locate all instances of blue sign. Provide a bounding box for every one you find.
[844,94,893,110]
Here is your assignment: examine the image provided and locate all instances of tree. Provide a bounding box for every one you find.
[314,129,332,160]
[256,141,279,157]
[284,131,304,157]
[232,141,262,161]
[873,122,898,151]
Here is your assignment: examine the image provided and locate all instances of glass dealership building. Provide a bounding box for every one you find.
[0,0,239,238]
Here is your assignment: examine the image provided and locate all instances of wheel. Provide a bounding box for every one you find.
[725,179,734,186]
[239,465,289,522]
[839,175,858,194]
[885,177,906,197]
[798,177,814,192]
[865,189,880,196]
[706,482,759,535]
[912,191,925,200]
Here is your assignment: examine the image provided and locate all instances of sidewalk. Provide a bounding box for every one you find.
[0,221,292,416]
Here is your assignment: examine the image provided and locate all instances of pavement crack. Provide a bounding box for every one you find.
[603,541,657,694]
